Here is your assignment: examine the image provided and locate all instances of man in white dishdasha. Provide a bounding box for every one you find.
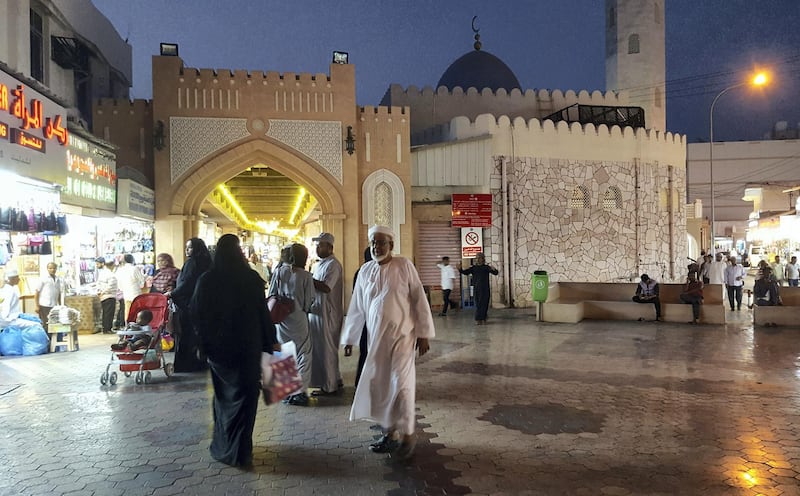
[341,225,434,460]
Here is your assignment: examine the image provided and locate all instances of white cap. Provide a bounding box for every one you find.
[368,225,395,240]
[4,268,19,279]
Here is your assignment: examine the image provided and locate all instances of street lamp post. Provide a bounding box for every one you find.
[708,72,767,255]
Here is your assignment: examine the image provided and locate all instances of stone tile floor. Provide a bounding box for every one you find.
[2,306,800,495]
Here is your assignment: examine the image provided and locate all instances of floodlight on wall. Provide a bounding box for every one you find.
[332,51,349,64]
[160,43,179,56]
[153,120,165,151]
[345,125,355,155]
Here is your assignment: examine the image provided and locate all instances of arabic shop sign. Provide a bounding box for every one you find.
[61,133,117,210]
[117,179,155,220]
[0,70,67,185]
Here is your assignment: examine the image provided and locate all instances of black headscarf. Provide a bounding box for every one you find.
[214,234,249,273]
[188,237,213,273]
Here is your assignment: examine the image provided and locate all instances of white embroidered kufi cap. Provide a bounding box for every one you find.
[368,225,395,240]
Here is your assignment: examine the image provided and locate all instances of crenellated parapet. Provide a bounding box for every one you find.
[152,56,356,117]
[381,83,629,140]
[441,113,686,166]
[95,98,153,116]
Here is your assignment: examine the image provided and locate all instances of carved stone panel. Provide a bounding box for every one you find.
[266,120,343,184]
[169,117,249,183]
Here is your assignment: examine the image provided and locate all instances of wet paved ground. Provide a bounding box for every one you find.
[2,305,800,495]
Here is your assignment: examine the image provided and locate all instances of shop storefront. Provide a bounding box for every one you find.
[0,70,69,315]
[58,129,157,331]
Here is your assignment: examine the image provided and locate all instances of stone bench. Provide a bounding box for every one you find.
[541,282,726,324]
[752,287,800,327]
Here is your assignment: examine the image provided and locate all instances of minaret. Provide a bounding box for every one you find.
[605,0,666,132]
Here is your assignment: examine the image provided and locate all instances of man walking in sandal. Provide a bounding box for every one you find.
[341,225,434,460]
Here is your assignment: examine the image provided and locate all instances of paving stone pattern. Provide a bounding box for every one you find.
[2,308,800,495]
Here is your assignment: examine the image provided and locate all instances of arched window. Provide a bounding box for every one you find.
[603,186,623,211]
[607,7,616,29]
[654,3,661,24]
[628,34,640,54]
[655,87,663,108]
[571,186,590,209]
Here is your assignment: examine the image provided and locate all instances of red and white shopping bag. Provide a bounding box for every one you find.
[261,342,303,405]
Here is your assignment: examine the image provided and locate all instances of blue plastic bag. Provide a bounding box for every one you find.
[18,313,42,324]
[0,326,23,356]
[21,324,49,356]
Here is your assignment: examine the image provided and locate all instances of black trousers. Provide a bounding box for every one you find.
[115,299,126,328]
[680,294,703,320]
[441,289,452,314]
[355,325,368,387]
[100,297,116,333]
[632,295,661,318]
[727,285,743,310]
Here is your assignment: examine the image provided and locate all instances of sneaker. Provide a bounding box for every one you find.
[110,343,127,351]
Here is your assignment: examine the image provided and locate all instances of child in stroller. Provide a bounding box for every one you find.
[111,309,154,351]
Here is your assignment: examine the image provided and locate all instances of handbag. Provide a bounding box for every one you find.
[267,294,294,324]
[266,268,295,323]
[261,347,303,405]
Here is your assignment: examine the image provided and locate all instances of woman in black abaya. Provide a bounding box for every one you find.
[167,238,212,372]
[191,234,279,467]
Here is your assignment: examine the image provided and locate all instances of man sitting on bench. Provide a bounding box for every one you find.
[632,274,663,322]
[752,266,783,307]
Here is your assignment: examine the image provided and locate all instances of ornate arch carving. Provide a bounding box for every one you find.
[362,169,406,252]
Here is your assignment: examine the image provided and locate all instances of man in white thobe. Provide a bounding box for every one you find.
[341,225,434,460]
[0,268,22,328]
[309,232,344,395]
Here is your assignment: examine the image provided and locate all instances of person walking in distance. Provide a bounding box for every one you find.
[95,257,118,334]
[457,253,498,325]
[436,256,457,316]
[35,262,62,326]
[309,233,344,396]
[341,225,435,460]
[115,254,145,327]
[724,256,747,311]
[786,256,800,287]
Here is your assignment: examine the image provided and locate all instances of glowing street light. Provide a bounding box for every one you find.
[708,71,769,254]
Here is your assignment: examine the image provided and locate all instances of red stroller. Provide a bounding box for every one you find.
[100,293,175,386]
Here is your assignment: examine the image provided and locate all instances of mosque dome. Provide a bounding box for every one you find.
[436,33,521,92]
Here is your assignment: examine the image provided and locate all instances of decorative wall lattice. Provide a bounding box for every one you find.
[267,120,343,184]
[374,182,393,226]
[169,117,249,183]
[603,186,623,210]
[571,186,590,209]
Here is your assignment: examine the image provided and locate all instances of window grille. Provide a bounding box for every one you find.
[571,186,590,209]
[628,34,640,54]
[603,186,622,211]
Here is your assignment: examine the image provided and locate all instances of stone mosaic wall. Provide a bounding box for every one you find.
[491,156,687,308]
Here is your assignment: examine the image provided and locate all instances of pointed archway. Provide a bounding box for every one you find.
[171,138,344,220]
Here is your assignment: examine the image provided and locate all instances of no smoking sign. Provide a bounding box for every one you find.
[461,228,483,259]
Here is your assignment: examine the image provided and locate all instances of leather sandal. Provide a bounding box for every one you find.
[369,435,398,453]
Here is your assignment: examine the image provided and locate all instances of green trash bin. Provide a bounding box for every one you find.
[532,270,549,302]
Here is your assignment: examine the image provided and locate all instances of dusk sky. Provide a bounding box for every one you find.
[93,0,800,143]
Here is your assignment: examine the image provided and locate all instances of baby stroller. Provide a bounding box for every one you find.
[100,293,174,386]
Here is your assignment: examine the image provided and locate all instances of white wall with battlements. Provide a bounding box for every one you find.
[411,113,687,307]
[383,84,629,144]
